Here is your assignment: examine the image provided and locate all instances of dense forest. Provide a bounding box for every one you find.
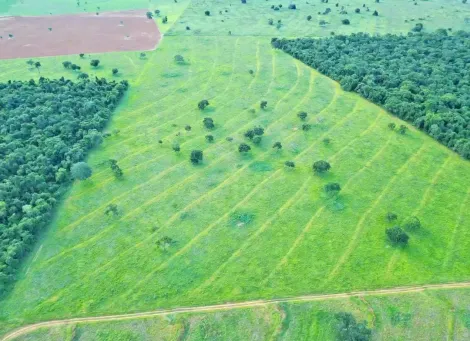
[0,77,128,293]
[272,30,470,159]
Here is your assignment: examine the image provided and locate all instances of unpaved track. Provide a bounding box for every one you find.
[3,281,470,340]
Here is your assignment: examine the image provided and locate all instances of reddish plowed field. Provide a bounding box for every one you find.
[0,10,161,60]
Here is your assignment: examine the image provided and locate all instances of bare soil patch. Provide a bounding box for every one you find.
[0,10,161,59]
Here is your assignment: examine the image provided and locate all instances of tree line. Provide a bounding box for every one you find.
[272,30,470,159]
[0,77,128,293]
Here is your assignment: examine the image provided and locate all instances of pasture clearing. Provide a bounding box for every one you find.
[0,0,470,339]
[0,35,469,335]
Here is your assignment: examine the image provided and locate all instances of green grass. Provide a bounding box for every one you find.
[1,0,470,338]
[167,0,470,37]
[10,288,470,340]
[1,35,469,334]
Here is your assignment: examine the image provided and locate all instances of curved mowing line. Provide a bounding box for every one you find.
[192,178,313,295]
[64,55,295,231]
[247,41,261,90]
[36,52,296,273]
[262,114,393,284]
[121,98,357,300]
[4,281,470,341]
[50,62,315,299]
[325,143,427,283]
[385,155,452,275]
[442,187,470,269]
[55,48,279,235]
[72,39,246,188]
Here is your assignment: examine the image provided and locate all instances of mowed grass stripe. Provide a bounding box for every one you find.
[32,58,323,306]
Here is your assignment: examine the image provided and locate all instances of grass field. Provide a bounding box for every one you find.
[1,0,470,339]
[10,288,470,340]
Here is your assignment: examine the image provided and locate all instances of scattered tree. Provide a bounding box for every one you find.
[386,226,409,246]
[268,18,274,25]
[298,111,308,120]
[157,236,175,251]
[324,182,341,195]
[109,159,123,178]
[79,53,85,58]
[172,143,180,152]
[26,59,34,67]
[313,160,331,173]
[412,23,423,32]
[288,4,297,9]
[260,100,268,109]
[342,18,350,25]
[205,10,211,16]
[398,125,408,134]
[105,204,119,216]
[71,162,92,180]
[273,142,282,149]
[185,125,191,131]
[285,161,295,168]
[155,9,160,16]
[373,10,379,16]
[387,212,398,222]
[90,59,100,68]
[198,99,209,110]
[253,136,262,145]
[203,117,214,129]
[140,52,147,59]
[355,8,360,13]
[307,15,312,21]
[34,61,41,71]
[190,150,203,164]
[244,129,255,140]
[388,122,396,130]
[335,312,372,341]
[404,216,421,230]
[78,72,89,80]
[302,123,311,131]
[146,11,153,19]
[254,126,264,136]
[323,137,331,145]
[162,16,168,24]
[238,143,251,153]
[174,55,185,63]
[205,134,214,143]
[62,61,72,69]
[112,68,119,75]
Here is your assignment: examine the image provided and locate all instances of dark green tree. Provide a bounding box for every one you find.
[239,143,251,153]
[404,216,421,230]
[273,142,282,149]
[112,68,118,75]
[71,162,92,180]
[90,59,100,68]
[335,312,372,341]
[386,226,409,246]
[298,111,308,120]
[198,99,209,110]
[203,117,214,129]
[260,100,268,109]
[386,212,398,222]
[324,182,341,194]
[313,160,331,173]
[146,11,153,19]
[285,161,295,168]
[205,134,214,143]
[190,150,203,164]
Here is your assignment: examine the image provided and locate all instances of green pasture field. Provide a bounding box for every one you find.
[11,288,470,340]
[167,0,470,37]
[1,0,470,339]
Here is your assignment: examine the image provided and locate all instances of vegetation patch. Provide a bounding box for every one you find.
[272,31,470,159]
[0,77,127,293]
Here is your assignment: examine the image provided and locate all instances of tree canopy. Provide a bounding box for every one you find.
[0,77,128,293]
[272,31,470,159]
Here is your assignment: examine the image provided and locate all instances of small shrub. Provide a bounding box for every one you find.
[190,150,203,164]
[205,134,214,143]
[404,216,421,230]
[386,212,398,222]
[386,226,409,246]
[342,18,350,25]
[203,117,214,129]
[302,123,311,131]
[260,100,268,109]
[273,142,282,149]
[285,161,295,168]
[388,122,396,130]
[324,182,341,194]
[205,10,210,16]
[253,136,262,145]
[313,160,331,173]
[297,111,308,121]
[198,99,209,110]
[239,143,251,153]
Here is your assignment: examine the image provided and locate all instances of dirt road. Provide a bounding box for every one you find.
[3,280,470,340]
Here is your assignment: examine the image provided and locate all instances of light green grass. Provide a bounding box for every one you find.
[0,34,469,335]
[167,0,470,37]
[11,288,470,340]
[1,0,470,338]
